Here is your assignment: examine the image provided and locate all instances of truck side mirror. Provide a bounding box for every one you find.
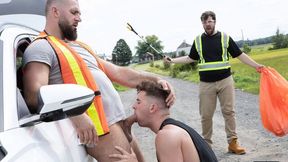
[19,84,95,127]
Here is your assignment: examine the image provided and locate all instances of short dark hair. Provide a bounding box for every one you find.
[136,81,170,104]
[45,0,56,15]
[200,11,216,21]
[45,0,70,15]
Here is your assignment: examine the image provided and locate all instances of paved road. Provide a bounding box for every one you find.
[119,75,288,162]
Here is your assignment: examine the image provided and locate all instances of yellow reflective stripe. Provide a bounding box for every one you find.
[198,61,230,71]
[195,35,204,63]
[198,66,231,71]
[50,37,104,135]
[199,36,203,63]
[194,39,199,54]
[198,61,229,65]
[50,37,87,86]
[222,32,229,61]
[221,32,225,61]
[87,102,104,135]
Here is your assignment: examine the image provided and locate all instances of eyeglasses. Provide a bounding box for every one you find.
[202,20,215,25]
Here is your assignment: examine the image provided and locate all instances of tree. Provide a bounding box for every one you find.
[112,39,132,66]
[179,50,186,56]
[135,35,164,61]
[112,53,117,64]
[236,36,273,47]
[271,28,288,49]
[242,43,251,54]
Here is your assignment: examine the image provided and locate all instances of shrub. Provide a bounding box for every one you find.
[170,69,179,78]
[243,43,252,54]
[170,63,198,77]
[163,61,171,70]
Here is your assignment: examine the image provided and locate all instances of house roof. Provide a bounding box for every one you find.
[177,41,191,49]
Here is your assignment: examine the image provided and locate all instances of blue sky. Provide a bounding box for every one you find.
[77,0,288,55]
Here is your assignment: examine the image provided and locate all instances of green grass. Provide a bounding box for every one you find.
[231,47,288,93]
[133,44,288,94]
[113,83,129,92]
[131,63,150,71]
[250,43,273,54]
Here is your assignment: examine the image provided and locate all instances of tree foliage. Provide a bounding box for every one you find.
[112,39,132,66]
[236,37,272,47]
[135,35,164,61]
[242,43,251,54]
[271,28,288,50]
[179,50,186,56]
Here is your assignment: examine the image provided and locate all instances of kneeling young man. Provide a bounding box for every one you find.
[110,81,218,162]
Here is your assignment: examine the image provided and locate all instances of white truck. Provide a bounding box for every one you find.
[0,0,97,161]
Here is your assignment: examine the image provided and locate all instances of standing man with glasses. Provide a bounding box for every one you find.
[164,11,263,154]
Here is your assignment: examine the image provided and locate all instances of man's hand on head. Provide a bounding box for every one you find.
[157,79,176,107]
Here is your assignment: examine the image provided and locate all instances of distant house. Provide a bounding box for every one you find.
[176,40,192,57]
[98,53,112,62]
[139,52,154,63]
[131,54,139,63]
[131,52,154,64]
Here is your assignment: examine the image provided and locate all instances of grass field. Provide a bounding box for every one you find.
[113,83,129,92]
[132,44,288,94]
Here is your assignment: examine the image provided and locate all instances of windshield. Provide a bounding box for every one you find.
[0,0,45,16]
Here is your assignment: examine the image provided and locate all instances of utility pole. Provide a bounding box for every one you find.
[241,29,244,41]
[241,29,245,48]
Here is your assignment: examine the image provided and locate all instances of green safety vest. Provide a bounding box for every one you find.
[195,32,230,71]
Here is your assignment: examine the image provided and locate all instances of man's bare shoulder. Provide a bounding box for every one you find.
[156,125,183,143]
[155,125,185,162]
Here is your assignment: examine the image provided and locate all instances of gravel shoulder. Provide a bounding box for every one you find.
[120,75,288,162]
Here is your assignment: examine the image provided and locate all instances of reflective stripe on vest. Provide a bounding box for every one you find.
[37,32,109,136]
[195,32,231,71]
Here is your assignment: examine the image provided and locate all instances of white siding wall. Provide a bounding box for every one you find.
[176,46,191,57]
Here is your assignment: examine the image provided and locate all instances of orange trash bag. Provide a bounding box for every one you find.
[259,67,288,136]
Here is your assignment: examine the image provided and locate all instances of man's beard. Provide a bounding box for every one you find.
[59,19,77,41]
[205,26,215,36]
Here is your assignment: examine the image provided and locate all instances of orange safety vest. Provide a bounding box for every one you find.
[37,31,109,136]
